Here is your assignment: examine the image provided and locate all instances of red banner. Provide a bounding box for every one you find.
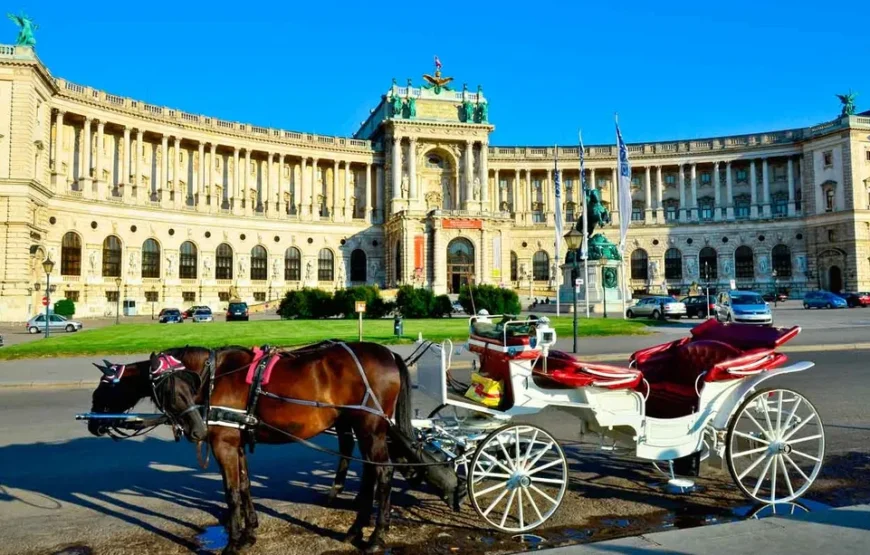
[442,218,482,230]
[414,235,424,271]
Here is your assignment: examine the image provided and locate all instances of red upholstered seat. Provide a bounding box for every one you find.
[536,351,642,390]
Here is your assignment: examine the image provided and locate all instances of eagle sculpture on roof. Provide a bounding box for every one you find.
[422,55,453,94]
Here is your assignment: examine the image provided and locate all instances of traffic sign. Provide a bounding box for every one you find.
[355,301,367,313]
[41,296,48,307]
[574,278,584,287]
[729,279,736,290]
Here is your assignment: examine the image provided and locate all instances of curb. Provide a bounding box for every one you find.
[2,341,869,390]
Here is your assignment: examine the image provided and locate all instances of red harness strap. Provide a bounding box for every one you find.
[245,347,279,386]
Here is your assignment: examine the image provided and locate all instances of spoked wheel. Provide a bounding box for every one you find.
[468,424,568,533]
[726,387,825,504]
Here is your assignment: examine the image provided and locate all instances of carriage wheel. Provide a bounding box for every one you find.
[468,423,568,533]
[726,387,825,504]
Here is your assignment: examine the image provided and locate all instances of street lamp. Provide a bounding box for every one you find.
[772,269,778,307]
[114,277,122,324]
[150,285,157,320]
[703,262,711,318]
[563,228,583,353]
[42,257,55,339]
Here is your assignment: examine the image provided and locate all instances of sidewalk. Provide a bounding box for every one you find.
[534,503,870,555]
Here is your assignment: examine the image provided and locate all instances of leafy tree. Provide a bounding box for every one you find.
[458,284,521,316]
[54,298,76,318]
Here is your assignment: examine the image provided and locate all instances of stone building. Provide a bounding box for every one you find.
[1,44,869,322]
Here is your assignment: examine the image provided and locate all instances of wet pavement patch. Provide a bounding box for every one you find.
[196,525,228,553]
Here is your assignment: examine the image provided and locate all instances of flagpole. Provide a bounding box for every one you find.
[579,131,590,319]
[615,113,630,320]
[554,144,561,317]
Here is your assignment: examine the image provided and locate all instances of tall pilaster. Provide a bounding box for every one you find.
[134,130,142,201]
[787,157,796,217]
[655,165,663,216]
[310,158,319,219]
[82,117,93,198]
[678,163,686,222]
[726,161,734,220]
[244,149,252,216]
[479,142,489,205]
[197,142,205,209]
[408,137,417,199]
[173,137,182,209]
[750,160,758,219]
[494,169,501,209]
[299,157,308,217]
[122,127,131,201]
[762,157,771,217]
[207,143,216,210]
[159,135,168,205]
[95,121,105,199]
[332,160,340,221]
[690,163,698,220]
[464,140,474,206]
[376,164,384,222]
[513,168,520,215]
[365,163,373,223]
[713,162,722,221]
[392,136,402,201]
[233,147,241,215]
[644,166,652,223]
[52,110,64,182]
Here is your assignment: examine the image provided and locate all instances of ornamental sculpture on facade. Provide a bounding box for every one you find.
[837,91,857,117]
[7,12,36,47]
[422,56,453,94]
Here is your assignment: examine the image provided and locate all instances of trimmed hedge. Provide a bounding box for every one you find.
[432,294,454,318]
[278,285,454,320]
[54,298,76,318]
[395,285,435,318]
[458,284,521,316]
[333,285,393,319]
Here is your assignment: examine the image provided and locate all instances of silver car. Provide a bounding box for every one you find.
[26,313,84,334]
[626,296,687,319]
[191,309,213,323]
[715,291,773,325]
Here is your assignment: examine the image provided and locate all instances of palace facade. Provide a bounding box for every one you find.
[1,44,870,322]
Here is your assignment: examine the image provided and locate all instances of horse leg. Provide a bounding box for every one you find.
[327,418,355,505]
[238,448,259,547]
[363,422,394,551]
[212,432,246,555]
[343,455,376,545]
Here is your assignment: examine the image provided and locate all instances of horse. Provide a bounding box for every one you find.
[88,341,415,554]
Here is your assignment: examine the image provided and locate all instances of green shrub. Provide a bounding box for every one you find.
[432,295,454,318]
[277,290,310,319]
[333,285,391,319]
[306,288,336,319]
[458,284,521,316]
[277,288,337,319]
[54,298,76,318]
[395,285,435,318]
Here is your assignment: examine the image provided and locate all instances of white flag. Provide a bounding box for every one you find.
[554,154,563,256]
[615,118,632,253]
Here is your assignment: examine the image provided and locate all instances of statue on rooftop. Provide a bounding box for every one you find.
[462,100,474,123]
[390,94,403,118]
[7,12,37,48]
[837,91,857,117]
[422,55,453,94]
[408,96,417,118]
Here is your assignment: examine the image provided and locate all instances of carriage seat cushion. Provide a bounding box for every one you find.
[541,354,643,391]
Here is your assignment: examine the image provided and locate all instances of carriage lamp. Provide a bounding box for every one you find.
[42,257,55,339]
[114,277,122,325]
[563,228,583,353]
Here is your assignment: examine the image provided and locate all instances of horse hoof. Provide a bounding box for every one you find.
[239,530,257,548]
[363,539,386,554]
[342,527,363,545]
[220,544,242,555]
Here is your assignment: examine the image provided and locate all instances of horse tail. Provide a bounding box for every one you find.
[391,351,414,439]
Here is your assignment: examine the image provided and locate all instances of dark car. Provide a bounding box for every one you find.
[762,292,788,303]
[679,295,716,319]
[226,302,249,321]
[838,292,870,308]
[183,305,210,319]
[158,308,183,324]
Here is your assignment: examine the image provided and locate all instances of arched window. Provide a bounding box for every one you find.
[141,239,161,278]
[735,246,754,279]
[395,241,403,283]
[533,251,549,281]
[350,249,367,282]
[318,249,334,281]
[699,247,718,280]
[101,235,122,278]
[215,243,233,280]
[284,247,301,281]
[250,245,267,281]
[664,248,682,280]
[772,244,792,278]
[510,251,518,282]
[630,249,649,280]
[179,241,197,279]
[61,232,82,276]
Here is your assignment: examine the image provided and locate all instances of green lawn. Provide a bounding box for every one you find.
[0,317,651,360]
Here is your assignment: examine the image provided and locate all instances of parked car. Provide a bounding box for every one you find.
[626,296,686,320]
[226,302,249,321]
[0,333,4,347]
[191,308,214,323]
[26,313,84,334]
[803,291,847,309]
[680,295,716,319]
[715,291,772,325]
[837,292,870,308]
[183,305,211,319]
[762,292,788,303]
[452,302,465,314]
[157,308,183,324]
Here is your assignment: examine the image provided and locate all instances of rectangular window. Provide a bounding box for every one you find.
[700,205,713,221]
[631,206,643,221]
[700,172,711,184]
[182,291,196,302]
[65,290,80,302]
[823,151,833,168]
[773,199,788,217]
[532,179,541,190]
[532,212,546,224]
[665,174,676,185]
[218,292,230,302]
[736,169,748,183]
[145,291,159,303]
[253,292,266,302]
[825,189,835,212]
[105,291,119,303]
[565,209,574,222]
[866,150,870,162]
[665,206,677,221]
[736,204,750,219]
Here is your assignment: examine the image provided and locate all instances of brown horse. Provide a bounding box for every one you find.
[88,342,414,554]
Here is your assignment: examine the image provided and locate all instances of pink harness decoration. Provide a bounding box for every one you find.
[101,364,126,384]
[152,355,186,378]
[245,347,279,386]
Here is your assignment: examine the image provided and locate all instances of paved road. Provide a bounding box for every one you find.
[0,349,867,554]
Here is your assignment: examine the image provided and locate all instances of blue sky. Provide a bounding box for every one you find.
[10,1,868,145]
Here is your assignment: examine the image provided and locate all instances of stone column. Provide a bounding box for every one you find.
[464,140,473,205]
[159,135,168,205]
[726,161,734,220]
[713,162,722,221]
[392,137,402,201]
[197,142,205,209]
[408,137,417,200]
[310,158,319,218]
[432,220,444,292]
[122,127,131,202]
[244,149,252,216]
[513,168,520,214]
[655,165,663,215]
[173,137,182,209]
[52,110,64,178]
[207,143,216,210]
[644,166,652,223]
[525,168,533,220]
[376,164,384,222]
[494,169,500,209]
[274,153,282,215]
[479,142,489,205]
[545,169,553,214]
[365,163,373,223]
[787,157,796,217]
[762,157,771,217]
[299,157,308,217]
[344,162,352,219]
[233,147,241,214]
[81,117,92,198]
[331,160,340,220]
[750,160,758,219]
[690,163,698,220]
[678,164,687,222]
[610,166,619,225]
[95,121,105,199]
[134,130,142,201]
[263,154,272,214]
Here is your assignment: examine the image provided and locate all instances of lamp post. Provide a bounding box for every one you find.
[703,262,711,318]
[563,228,583,353]
[150,285,157,320]
[42,257,55,339]
[114,277,122,324]
[772,269,778,307]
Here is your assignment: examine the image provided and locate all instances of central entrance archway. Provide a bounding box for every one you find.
[828,266,843,293]
[447,238,475,294]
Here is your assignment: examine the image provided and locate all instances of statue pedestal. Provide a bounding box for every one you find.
[557,259,630,315]
[463,200,483,213]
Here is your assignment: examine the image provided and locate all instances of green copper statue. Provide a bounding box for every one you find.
[408,96,417,118]
[567,189,621,262]
[602,267,618,289]
[837,91,857,117]
[462,100,474,122]
[390,94,403,118]
[476,101,488,123]
[7,12,37,47]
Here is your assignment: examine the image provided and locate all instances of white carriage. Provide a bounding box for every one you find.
[410,315,825,533]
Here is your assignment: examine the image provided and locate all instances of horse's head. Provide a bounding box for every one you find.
[89,358,151,437]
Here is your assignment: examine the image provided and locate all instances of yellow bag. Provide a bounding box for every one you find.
[464,372,503,407]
